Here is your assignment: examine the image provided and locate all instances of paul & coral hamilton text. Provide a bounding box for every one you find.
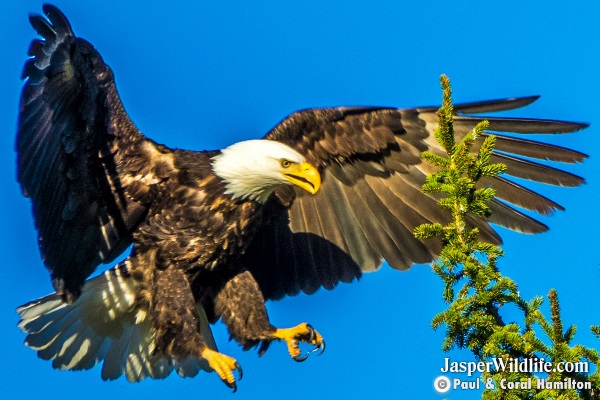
[438,357,592,391]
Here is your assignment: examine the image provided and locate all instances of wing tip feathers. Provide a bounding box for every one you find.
[42,4,74,37]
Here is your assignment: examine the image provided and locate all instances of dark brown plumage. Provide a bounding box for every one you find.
[16,4,587,388]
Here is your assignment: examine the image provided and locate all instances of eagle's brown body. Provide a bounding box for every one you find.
[16,5,587,389]
[128,146,274,357]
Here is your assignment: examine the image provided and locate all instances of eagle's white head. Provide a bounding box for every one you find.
[211,139,321,203]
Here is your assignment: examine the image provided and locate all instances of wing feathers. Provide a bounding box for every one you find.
[293,199,322,293]
[491,153,584,186]
[28,14,56,42]
[248,96,586,300]
[42,4,74,36]
[323,174,380,269]
[343,178,407,269]
[452,96,540,114]
[487,200,549,234]
[316,182,362,284]
[18,6,152,300]
[363,176,433,265]
[301,196,339,290]
[454,116,589,134]
[480,176,563,215]
[323,174,381,270]
[490,134,587,163]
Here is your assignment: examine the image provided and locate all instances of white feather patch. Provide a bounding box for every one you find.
[211,139,306,202]
[17,264,217,382]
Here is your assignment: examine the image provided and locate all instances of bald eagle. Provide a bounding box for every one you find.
[16,4,587,390]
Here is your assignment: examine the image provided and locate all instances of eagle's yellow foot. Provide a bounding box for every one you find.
[273,322,326,362]
[200,347,243,392]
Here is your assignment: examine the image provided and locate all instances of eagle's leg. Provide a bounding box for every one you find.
[271,323,325,361]
[198,347,243,391]
[213,269,325,361]
[152,266,241,390]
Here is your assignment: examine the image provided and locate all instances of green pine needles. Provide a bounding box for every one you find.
[415,75,599,399]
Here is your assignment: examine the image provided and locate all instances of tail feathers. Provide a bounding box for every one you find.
[17,265,216,382]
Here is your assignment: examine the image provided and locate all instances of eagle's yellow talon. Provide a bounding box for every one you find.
[273,322,325,361]
[200,348,242,391]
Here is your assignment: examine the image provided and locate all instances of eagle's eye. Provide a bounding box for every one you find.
[280,159,292,168]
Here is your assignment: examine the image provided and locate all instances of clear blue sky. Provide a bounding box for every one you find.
[1,1,599,399]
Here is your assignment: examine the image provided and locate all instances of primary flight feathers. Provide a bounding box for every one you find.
[17,4,587,387]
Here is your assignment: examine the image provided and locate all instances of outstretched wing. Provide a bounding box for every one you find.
[244,97,587,300]
[17,5,153,301]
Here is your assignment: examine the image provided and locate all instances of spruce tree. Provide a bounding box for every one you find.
[415,75,599,399]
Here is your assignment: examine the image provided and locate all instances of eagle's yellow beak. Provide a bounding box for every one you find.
[283,162,321,195]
